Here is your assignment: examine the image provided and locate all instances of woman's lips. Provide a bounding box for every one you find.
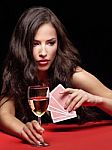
[38,60,49,65]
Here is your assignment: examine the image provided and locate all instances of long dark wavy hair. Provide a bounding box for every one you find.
[1,6,110,123]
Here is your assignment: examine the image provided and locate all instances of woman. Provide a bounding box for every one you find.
[0,6,112,145]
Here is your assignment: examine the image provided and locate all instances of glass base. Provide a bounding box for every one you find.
[32,141,49,147]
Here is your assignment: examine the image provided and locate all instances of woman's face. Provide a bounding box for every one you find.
[33,23,58,72]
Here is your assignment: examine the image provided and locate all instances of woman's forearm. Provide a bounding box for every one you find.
[96,96,112,115]
[0,112,25,138]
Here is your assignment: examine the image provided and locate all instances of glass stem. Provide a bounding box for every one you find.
[38,116,41,125]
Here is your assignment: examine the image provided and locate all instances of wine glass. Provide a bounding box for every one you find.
[27,85,49,146]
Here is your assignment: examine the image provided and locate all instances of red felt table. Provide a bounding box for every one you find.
[0,120,112,150]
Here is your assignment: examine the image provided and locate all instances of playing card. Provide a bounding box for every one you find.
[48,95,76,115]
[51,111,76,123]
[50,84,71,109]
[48,84,77,123]
[48,105,67,114]
[48,94,65,112]
[50,84,67,109]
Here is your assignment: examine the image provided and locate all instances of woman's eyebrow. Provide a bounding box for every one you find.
[47,38,57,42]
[33,38,57,42]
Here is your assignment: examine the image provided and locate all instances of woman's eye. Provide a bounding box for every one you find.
[33,41,40,47]
[48,41,56,46]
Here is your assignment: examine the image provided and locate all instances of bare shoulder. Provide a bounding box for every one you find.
[72,66,96,84]
[71,67,112,97]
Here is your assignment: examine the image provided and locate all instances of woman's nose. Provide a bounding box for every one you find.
[39,45,47,57]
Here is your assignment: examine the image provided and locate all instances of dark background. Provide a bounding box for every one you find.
[0,0,112,91]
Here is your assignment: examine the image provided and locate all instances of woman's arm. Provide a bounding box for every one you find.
[72,67,112,98]
[61,67,112,115]
[0,97,44,145]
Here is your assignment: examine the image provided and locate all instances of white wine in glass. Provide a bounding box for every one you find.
[27,85,49,146]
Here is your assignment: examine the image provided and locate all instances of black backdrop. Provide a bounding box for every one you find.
[0,0,112,91]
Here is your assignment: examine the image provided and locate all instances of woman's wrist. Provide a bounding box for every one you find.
[94,95,104,107]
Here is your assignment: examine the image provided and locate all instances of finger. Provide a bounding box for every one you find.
[73,96,89,110]
[67,93,83,112]
[26,122,44,143]
[64,91,79,109]
[32,120,44,134]
[60,88,79,94]
[21,128,36,145]
[23,125,40,145]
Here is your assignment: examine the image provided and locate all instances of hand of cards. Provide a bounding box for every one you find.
[47,84,77,123]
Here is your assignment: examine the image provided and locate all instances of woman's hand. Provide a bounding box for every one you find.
[20,120,45,145]
[60,88,103,112]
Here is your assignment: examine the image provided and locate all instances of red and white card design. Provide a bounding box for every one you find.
[47,84,77,123]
